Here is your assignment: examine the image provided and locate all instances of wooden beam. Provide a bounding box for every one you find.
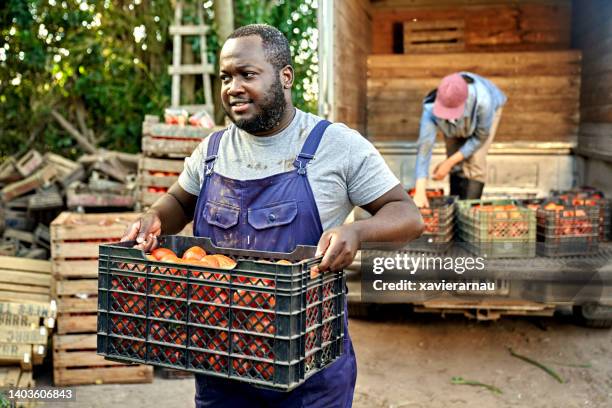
[169,24,209,36]
[50,109,97,154]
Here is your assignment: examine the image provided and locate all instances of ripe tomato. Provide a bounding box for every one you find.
[208,355,224,372]
[232,290,253,306]
[212,254,237,269]
[152,248,177,261]
[232,358,249,376]
[182,246,207,261]
[200,255,220,268]
[255,362,273,380]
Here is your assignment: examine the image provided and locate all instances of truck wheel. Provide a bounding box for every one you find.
[574,304,612,329]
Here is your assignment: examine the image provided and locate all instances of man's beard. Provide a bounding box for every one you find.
[224,78,287,134]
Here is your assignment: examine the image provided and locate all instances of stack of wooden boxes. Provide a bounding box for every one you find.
[50,212,153,385]
[0,255,55,402]
[136,115,221,209]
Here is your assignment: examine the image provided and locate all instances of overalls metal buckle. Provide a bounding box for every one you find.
[294,153,314,176]
[204,155,217,176]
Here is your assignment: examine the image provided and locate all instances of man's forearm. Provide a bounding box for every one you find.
[352,201,424,248]
[415,178,428,192]
[446,150,465,166]
[149,194,191,235]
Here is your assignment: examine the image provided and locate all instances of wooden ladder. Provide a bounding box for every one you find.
[169,0,215,116]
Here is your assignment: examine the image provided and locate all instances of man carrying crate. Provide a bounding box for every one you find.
[412,72,507,208]
[122,24,424,408]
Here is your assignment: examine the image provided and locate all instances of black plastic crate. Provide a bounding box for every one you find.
[536,205,599,236]
[550,188,611,242]
[97,236,345,391]
[567,199,611,242]
[419,196,456,232]
[536,234,599,257]
[406,222,454,253]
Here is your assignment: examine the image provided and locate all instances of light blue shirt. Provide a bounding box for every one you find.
[414,72,507,180]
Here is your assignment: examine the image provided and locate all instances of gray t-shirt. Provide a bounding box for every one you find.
[178,109,399,231]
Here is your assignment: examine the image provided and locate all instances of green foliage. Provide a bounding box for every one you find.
[0,1,318,157]
[232,0,318,113]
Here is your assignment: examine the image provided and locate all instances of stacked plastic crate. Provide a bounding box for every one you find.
[532,201,599,256]
[551,188,611,242]
[50,212,152,385]
[407,189,456,252]
[457,199,536,258]
[137,116,221,209]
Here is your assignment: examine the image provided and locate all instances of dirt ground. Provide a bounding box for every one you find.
[45,308,611,408]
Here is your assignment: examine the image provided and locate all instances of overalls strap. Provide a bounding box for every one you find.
[293,120,332,175]
[204,129,225,176]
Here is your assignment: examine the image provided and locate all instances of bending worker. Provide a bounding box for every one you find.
[122,24,424,407]
[412,72,507,208]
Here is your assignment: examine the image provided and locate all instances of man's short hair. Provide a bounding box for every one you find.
[227,24,292,72]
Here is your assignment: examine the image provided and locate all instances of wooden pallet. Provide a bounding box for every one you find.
[51,212,140,335]
[53,334,153,386]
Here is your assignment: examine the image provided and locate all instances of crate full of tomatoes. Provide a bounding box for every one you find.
[407,193,456,252]
[551,187,611,242]
[524,200,600,257]
[457,199,536,258]
[96,236,345,391]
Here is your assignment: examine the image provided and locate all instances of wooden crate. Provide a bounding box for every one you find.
[0,366,38,408]
[53,334,153,386]
[404,20,465,53]
[0,256,52,304]
[0,343,46,370]
[1,164,57,202]
[137,157,184,207]
[0,366,35,388]
[66,184,135,209]
[16,150,43,178]
[141,121,221,158]
[51,212,140,335]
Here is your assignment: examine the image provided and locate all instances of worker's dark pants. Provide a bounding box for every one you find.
[445,108,503,199]
[450,174,484,199]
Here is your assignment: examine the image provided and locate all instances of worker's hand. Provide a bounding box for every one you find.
[120,211,162,252]
[432,159,453,181]
[412,188,429,208]
[312,224,360,277]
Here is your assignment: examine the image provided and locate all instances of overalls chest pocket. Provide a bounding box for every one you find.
[203,201,240,247]
[247,200,298,252]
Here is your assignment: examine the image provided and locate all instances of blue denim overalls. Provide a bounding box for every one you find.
[192,120,357,407]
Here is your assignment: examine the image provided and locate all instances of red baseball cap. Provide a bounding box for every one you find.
[433,73,468,120]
